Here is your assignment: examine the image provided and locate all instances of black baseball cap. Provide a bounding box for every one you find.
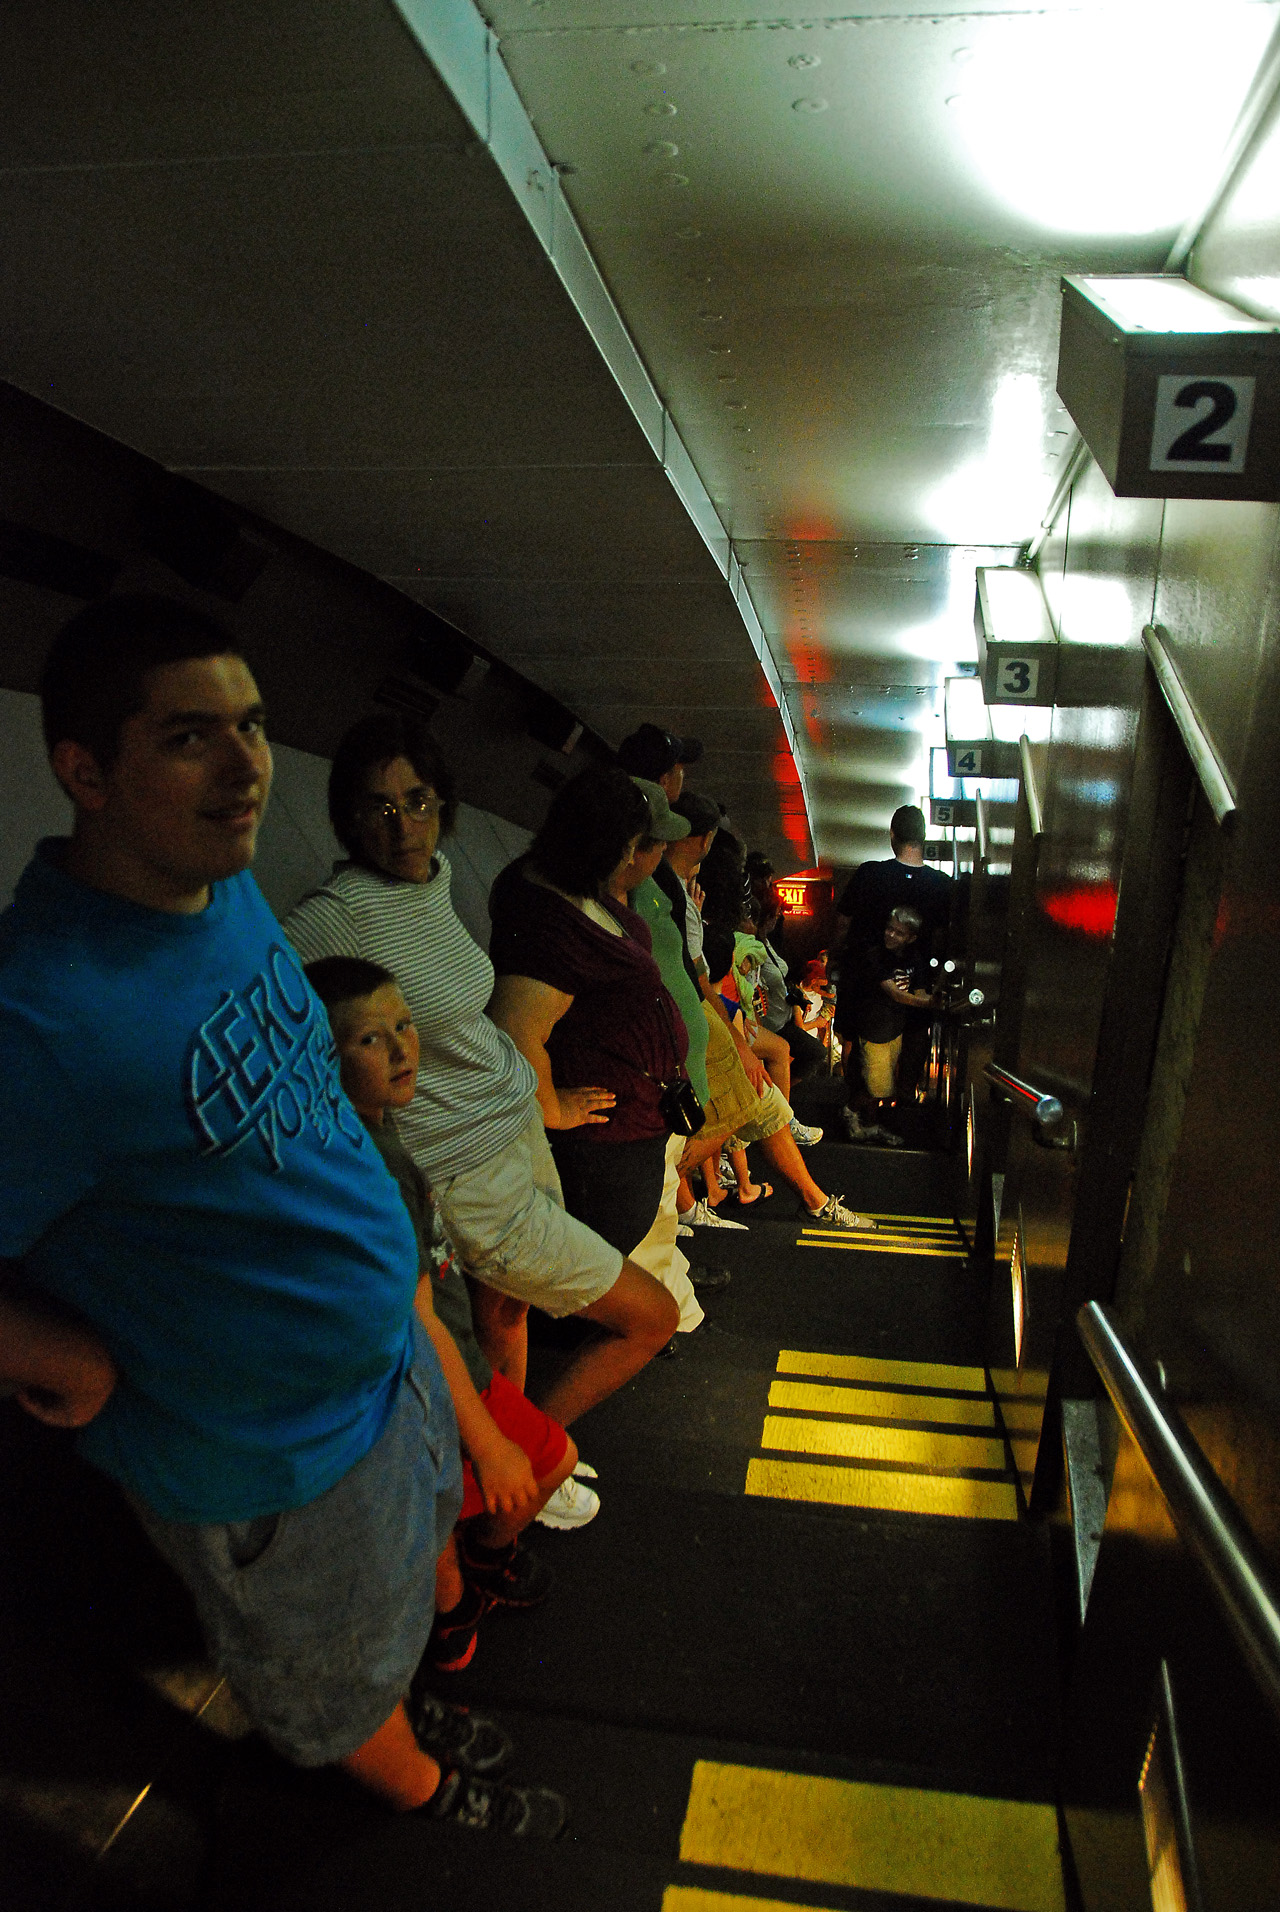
[617,723,704,780]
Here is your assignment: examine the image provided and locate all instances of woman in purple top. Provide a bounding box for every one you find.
[488,768,689,1261]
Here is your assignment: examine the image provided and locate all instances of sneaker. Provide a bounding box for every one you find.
[689,1264,731,1291]
[685,1198,748,1231]
[834,1108,895,1147]
[422,1582,490,1673]
[717,1151,738,1188]
[407,1690,512,1776]
[459,1535,555,1609]
[573,1460,598,1481]
[807,1194,877,1232]
[535,1474,601,1530]
[790,1118,823,1146]
[676,1221,694,1238]
[423,1766,568,1839]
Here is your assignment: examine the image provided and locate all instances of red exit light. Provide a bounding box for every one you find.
[777,879,824,914]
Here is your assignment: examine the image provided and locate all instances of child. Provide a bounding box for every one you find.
[841,906,938,1146]
[307,957,580,1675]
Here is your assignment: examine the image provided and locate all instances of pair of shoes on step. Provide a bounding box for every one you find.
[535,1460,600,1531]
[805,1192,877,1232]
[424,1535,553,1675]
[680,1196,749,1231]
[407,1691,567,1839]
[840,1107,903,1148]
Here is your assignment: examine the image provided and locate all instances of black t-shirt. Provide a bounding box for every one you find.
[845,939,927,1043]
[837,858,953,963]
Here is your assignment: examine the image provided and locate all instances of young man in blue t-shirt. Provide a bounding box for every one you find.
[0,595,564,1836]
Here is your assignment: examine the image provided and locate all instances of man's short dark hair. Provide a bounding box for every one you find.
[305,956,398,1021]
[524,766,648,897]
[672,790,720,838]
[328,712,457,861]
[890,804,927,849]
[39,594,243,769]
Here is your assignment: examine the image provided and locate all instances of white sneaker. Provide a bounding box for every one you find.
[535,1474,601,1530]
[790,1119,823,1146]
[676,1221,694,1237]
[573,1461,598,1480]
[718,1151,738,1189]
[807,1193,876,1232]
[687,1198,749,1231]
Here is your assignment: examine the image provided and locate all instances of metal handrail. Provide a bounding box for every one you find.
[1078,1302,1280,1726]
[1142,625,1237,826]
[984,1061,1063,1127]
[975,789,990,865]
[1019,734,1045,838]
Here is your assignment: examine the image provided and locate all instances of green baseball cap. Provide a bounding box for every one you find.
[630,775,691,841]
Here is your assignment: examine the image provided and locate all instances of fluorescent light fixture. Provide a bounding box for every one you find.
[977,568,1055,649]
[944,674,991,745]
[948,6,1274,241]
[1070,275,1275,336]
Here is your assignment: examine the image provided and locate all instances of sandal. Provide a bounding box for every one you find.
[729,1181,774,1208]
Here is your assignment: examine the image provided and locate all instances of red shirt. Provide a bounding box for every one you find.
[488,865,688,1144]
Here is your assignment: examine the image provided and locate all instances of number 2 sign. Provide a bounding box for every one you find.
[1150,376,1255,475]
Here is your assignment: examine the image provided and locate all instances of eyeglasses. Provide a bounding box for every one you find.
[355,791,443,828]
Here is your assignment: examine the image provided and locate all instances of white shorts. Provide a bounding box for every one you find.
[431,1108,623,1318]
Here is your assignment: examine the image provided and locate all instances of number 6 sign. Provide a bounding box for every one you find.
[1150,376,1254,475]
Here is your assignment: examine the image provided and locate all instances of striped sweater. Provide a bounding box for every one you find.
[284,855,538,1182]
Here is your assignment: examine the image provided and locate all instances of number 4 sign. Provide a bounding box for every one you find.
[1150,376,1255,475]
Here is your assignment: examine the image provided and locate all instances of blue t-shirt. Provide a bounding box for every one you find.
[0,844,421,1524]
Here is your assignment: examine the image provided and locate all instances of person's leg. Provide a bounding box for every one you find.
[758,1123,827,1210]
[472,1433,578,1549]
[751,1026,791,1101]
[467,1278,529,1390]
[627,1133,704,1332]
[341,1703,442,1810]
[536,1263,679,1427]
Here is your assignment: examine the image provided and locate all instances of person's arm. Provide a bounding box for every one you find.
[414,1276,538,1518]
[487,973,616,1130]
[0,1266,117,1428]
[880,976,939,1010]
[697,973,768,1093]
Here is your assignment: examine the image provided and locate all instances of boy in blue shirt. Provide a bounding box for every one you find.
[0,595,564,1836]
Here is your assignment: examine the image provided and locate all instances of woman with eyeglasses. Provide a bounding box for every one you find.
[284,715,677,1464]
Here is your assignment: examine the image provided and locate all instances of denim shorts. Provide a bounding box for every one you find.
[129,1317,462,1767]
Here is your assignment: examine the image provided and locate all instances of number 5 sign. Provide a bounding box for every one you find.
[1150,376,1254,475]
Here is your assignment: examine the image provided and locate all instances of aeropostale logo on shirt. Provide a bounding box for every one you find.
[183,943,363,1171]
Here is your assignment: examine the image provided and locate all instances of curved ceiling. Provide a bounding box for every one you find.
[0,1,1273,871]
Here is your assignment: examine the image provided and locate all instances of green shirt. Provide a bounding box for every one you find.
[629,873,710,1105]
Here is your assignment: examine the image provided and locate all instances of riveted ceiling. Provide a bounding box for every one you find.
[0,1,1274,871]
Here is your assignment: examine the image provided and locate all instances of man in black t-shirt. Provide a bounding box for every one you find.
[834,805,952,1116]
[840,907,939,1145]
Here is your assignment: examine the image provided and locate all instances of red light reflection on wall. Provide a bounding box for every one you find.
[1041,883,1119,939]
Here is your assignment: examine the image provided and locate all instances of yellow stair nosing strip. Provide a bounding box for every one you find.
[745,1454,1019,1521]
[677,1762,1065,1912]
[776,1349,989,1391]
[759,1412,1009,1472]
[768,1381,997,1426]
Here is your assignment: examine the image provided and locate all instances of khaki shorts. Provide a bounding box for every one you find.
[431,1109,623,1318]
[732,1079,793,1150]
[860,1034,902,1100]
[701,1007,768,1141]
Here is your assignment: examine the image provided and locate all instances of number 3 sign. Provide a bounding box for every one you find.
[1150,376,1255,475]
